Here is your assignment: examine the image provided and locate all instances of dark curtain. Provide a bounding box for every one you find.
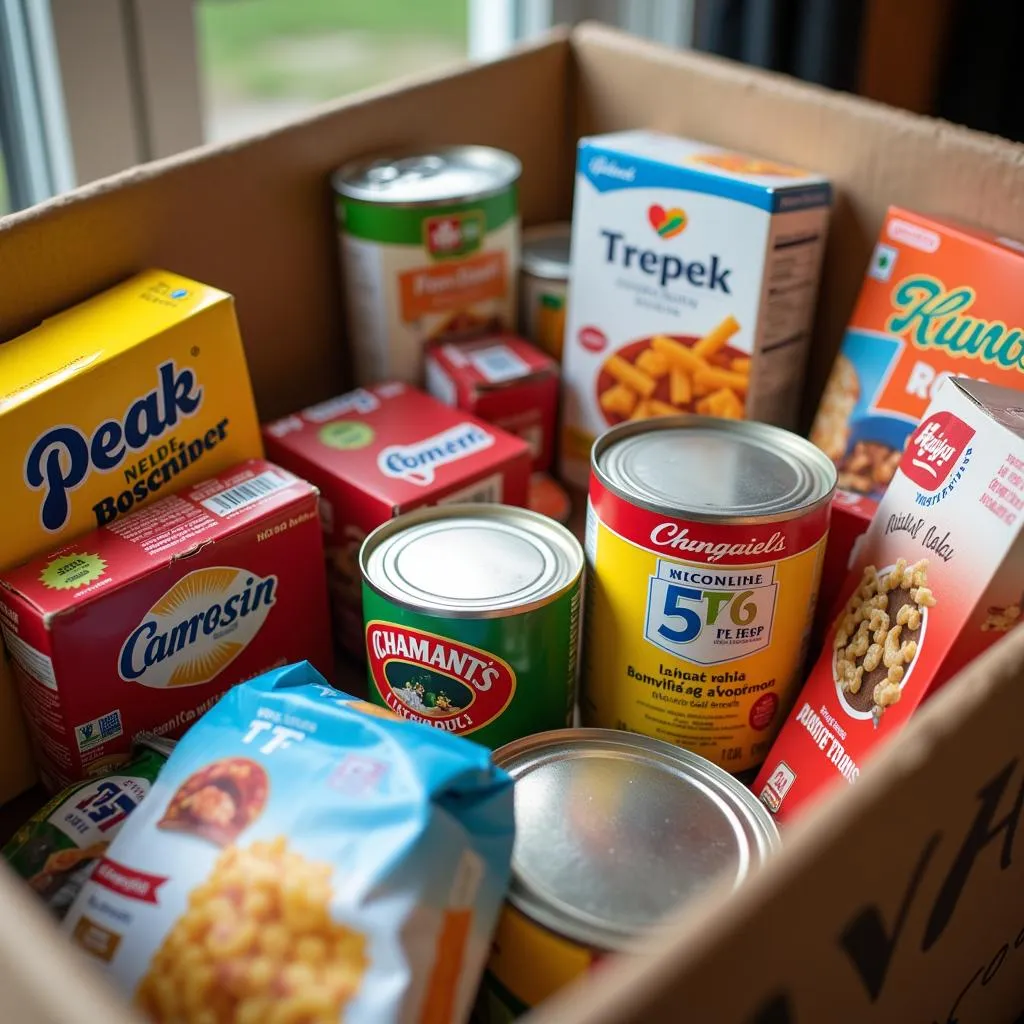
[693,0,866,93]
[693,0,1024,144]
[934,0,1024,143]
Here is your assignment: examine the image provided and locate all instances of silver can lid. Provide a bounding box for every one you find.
[522,223,571,280]
[333,145,521,206]
[495,729,779,950]
[360,505,583,617]
[594,416,836,524]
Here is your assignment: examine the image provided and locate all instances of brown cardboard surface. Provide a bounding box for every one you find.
[2,22,1024,1024]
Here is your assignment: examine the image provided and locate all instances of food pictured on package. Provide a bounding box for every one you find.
[0,460,332,791]
[360,505,584,749]
[62,661,515,1024]
[560,130,832,486]
[520,223,571,361]
[813,491,877,642]
[425,333,559,471]
[263,382,531,659]
[757,377,1024,824]
[810,206,1024,499]
[476,728,779,1021]
[333,146,521,385]
[581,416,836,774]
[2,734,174,920]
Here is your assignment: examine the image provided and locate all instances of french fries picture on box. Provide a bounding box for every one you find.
[597,317,749,425]
[560,130,832,485]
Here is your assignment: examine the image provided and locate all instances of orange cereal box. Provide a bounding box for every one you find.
[811,207,1024,499]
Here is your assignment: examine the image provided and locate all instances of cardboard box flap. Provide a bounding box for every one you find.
[0,461,313,619]
[0,270,228,412]
[957,378,1024,438]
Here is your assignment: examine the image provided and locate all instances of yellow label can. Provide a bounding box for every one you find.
[581,417,836,774]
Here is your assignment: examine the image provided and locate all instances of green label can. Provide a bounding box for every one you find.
[360,504,583,749]
[332,145,521,385]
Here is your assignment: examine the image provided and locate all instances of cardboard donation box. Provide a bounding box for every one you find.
[2,22,1024,1024]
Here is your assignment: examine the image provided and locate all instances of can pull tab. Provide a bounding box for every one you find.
[394,155,446,181]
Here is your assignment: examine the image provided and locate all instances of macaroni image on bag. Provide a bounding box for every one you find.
[62,661,515,1024]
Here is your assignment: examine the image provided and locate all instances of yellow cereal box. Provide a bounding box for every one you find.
[0,269,263,570]
[0,269,263,800]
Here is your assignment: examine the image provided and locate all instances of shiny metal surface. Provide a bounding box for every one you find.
[522,223,571,280]
[333,146,520,206]
[360,504,583,616]
[494,728,780,950]
[594,416,836,524]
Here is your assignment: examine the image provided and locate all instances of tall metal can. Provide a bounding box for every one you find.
[582,416,837,773]
[333,146,521,385]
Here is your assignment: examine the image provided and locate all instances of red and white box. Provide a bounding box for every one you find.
[0,460,332,791]
[262,381,531,655]
[425,334,559,472]
[813,491,877,642]
[756,378,1024,825]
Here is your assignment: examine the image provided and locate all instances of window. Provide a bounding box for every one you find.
[196,0,471,142]
[0,0,678,213]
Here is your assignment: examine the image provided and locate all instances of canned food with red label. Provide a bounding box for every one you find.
[581,417,836,773]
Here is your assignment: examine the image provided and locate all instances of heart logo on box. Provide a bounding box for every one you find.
[647,204,687,239]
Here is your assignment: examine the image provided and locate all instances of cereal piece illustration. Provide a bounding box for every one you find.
[595,319,750,426]
[136,838,367,1024]
[833,559,936,724]
[158,758,269,846]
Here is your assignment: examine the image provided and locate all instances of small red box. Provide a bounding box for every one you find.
[0,460,332,791]
[814,490,876,640]
[262,382,531,656]
[425,334,559,472]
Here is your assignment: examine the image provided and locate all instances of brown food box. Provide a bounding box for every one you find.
[3,23,1024,1024]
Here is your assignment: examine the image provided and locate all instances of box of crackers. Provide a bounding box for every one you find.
[0,460,332,792]
[756,377,1024,824]
[559,129,832,485]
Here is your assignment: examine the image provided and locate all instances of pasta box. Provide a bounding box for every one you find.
[559,129,832,486]
[425,333,559,471]
[262,381,531,656]
[757,377,1024,824]
[0,460,332,792]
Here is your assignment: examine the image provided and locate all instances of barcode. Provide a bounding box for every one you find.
[201,471,289,516]
[470,345,530,384]
[437,473,504,505]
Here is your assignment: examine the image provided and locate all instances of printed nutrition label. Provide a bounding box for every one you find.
[752,206,829,426]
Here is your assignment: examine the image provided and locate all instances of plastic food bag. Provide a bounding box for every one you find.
[3,735,172,919]
[63,661,515,1024]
